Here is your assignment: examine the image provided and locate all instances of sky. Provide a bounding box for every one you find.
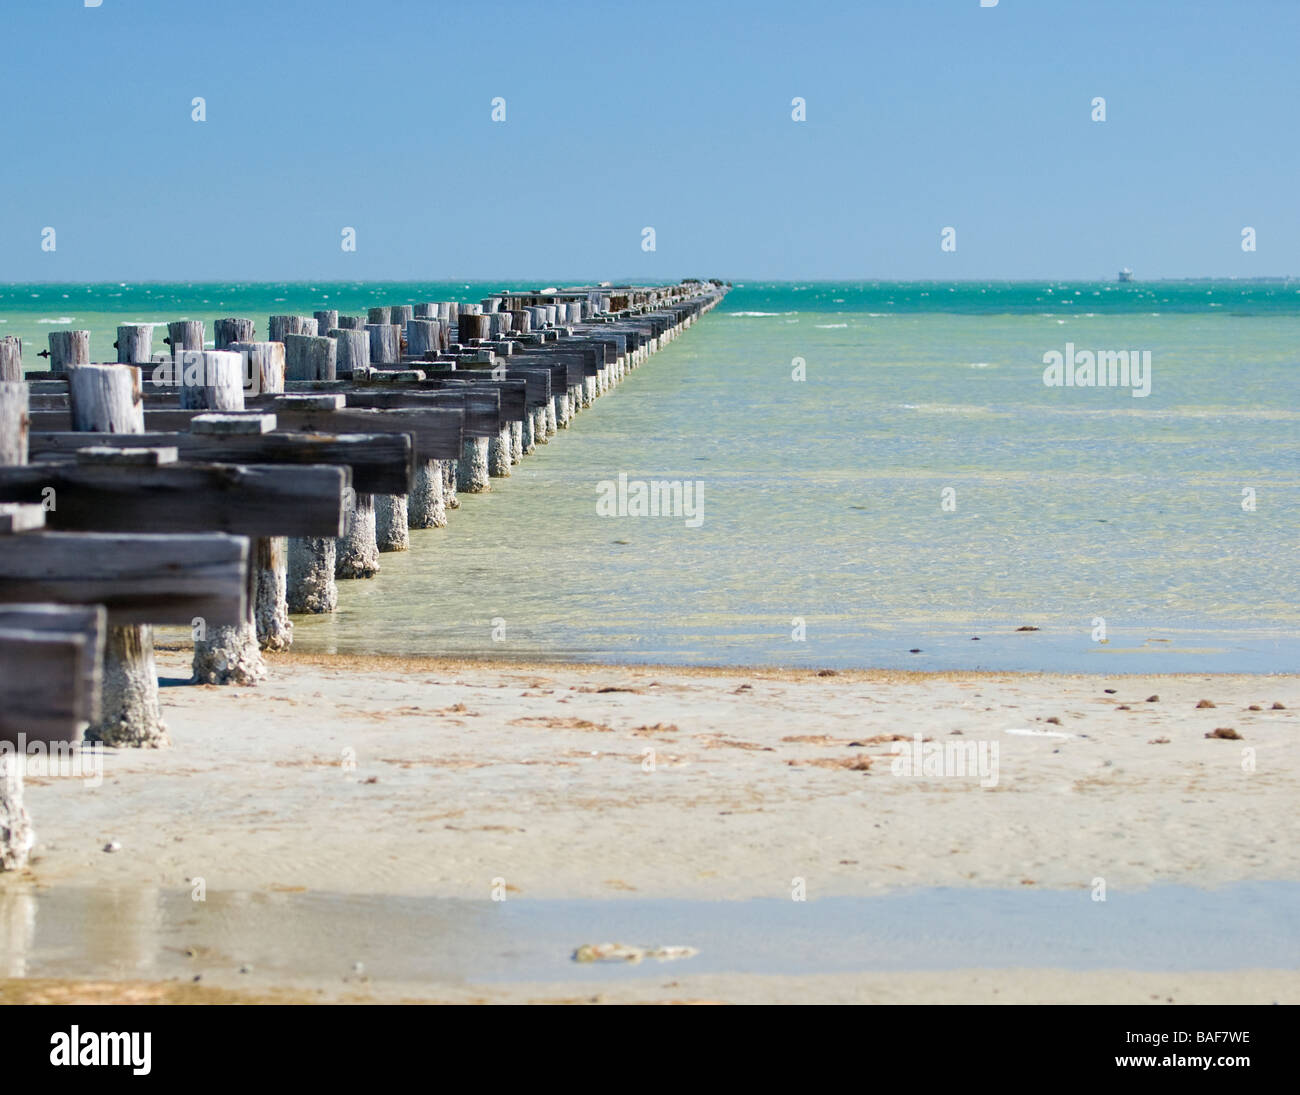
[1,0,1297,282]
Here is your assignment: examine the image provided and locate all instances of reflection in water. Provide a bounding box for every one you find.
[0,882,1296,992]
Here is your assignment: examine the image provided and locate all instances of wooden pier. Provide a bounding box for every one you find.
[0,279,727,868]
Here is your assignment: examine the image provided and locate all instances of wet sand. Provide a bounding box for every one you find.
[3,651,1297,1003]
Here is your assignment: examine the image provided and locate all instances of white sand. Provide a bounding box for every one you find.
[6,652,1296,1003]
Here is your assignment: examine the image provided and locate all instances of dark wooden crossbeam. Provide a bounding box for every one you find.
[26,430,412,495]
[0,461,348,537]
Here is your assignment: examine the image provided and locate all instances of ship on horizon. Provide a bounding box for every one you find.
[1118,267,1134,283]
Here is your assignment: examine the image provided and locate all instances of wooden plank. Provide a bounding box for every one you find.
[26,430,414,495]
[269,406,464,460]
[0,531,249,626]
[0,463,348,537]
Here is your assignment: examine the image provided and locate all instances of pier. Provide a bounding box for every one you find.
[0,280,727,867]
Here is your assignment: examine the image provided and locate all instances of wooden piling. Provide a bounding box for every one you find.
[179,351,246,411]
[367,307,392,325]
[0,338,22,383]
[374,493,409,552]
[165,320,205,354]
[229,341,286,398]
[287,536,338,613]
[457,436,490,493]
[285,334,337,381]
[331,328,370,377]
[205,346,290,652]
[0,753,34,871]
[0,383,27,466]
[406,459,446,528]
[336,490,380,578]
[367,323,400,366]
[67,364,167,747]
[214,317,255,349]
[268,315,319,343]
[47,330,91,374]
[313,310,339,335]
[442,458,459,509]
[488,428,512,477]
[406,320,442,359]
[115,325,154,365]
[187,364,265,686]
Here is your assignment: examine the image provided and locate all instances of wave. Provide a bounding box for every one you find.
[727,310,794,317]
[37,317,76,324]
[814,322,848,328]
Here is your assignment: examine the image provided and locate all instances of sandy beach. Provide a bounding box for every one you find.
[4,651,1296,1003]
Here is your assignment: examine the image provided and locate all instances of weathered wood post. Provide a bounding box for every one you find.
[457,434,491,493]
[46,330,90,373]
[181,366,265,685]
[115,325,154,364]
[406,320,441,359]
[229,341,286,398]
[223,344,290,646]
[268,315,318,342]
[0,382,28,467]
[313,310,339,335]
[1,388,40,872]
[370,324,414,545]
[443,458,459,509]
[336,316,367,331]
[227,342,291,648]
[390,304,414,330]
[488,424,512,478]
[407,458,446,528]
[374,493,409,552]
[0,338,21,383]
[0,748,35,869]
[366,323,400,366]
[285,334,337,381]
[214,317,255,349]
[165,321,205,354]
[367,307,392,325]
[336,486,380,577]
[330,328,370,378]
[179,351,246,410]
[67,364,169,747]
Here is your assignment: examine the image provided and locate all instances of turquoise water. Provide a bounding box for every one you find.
[4,281,1297,672]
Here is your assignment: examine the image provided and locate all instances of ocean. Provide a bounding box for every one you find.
[3,280,1297,672]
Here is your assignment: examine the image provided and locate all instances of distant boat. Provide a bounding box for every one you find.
[1118,268,1134,283]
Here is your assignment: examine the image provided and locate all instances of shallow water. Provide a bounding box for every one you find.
[1,882,1296,989]
[5,280,1297,672]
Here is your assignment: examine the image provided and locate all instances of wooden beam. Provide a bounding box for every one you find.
[0,531,249,626]
[27,429,413,494]
[0,462,348,537]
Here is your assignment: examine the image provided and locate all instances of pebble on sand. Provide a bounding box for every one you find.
[1205,727,1242,740]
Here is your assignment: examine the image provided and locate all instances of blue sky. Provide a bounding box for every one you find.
[1,0,1297,281]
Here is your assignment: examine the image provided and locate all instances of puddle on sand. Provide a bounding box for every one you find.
[1,883,1297,992]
